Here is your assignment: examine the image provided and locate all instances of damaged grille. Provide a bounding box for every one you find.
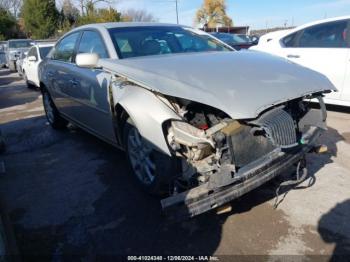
[250,107,297,147]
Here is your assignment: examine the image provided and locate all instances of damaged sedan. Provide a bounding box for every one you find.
[39,23,335,219]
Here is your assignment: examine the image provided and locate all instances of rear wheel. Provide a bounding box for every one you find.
[123,119,178,196]
[42,89,68,129]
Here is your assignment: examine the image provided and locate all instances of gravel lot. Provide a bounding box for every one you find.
[0,69,349,260]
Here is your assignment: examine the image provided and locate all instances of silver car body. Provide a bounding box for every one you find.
[39,23,335,218]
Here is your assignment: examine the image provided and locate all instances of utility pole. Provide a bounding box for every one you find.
[175,0,179,24]
[153,0,179,24]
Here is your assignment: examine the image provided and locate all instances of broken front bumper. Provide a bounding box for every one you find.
[161,127,323,220]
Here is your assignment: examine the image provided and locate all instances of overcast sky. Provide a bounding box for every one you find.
[94,0,350,29]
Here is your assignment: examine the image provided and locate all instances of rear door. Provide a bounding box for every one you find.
[280,19,350,101]
[71,30,116,143]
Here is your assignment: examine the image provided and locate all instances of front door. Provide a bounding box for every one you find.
[71,30,116,143]
[49,31,81,117]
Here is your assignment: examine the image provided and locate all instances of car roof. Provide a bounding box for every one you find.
[295,15,350,30]
[259,15,350,43]
[8,39,33,42]
[276,15,350,39]
[36,43,55,48]
[75,22,188,31]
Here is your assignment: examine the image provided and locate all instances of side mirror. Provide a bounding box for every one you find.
[76,53,100,69]
[28,56,37,62]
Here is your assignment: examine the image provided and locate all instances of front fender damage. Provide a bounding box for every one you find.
[109,74,328,220]
[161,95,328,220]
[110,76,181,155]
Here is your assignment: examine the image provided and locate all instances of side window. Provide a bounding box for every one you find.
[27,47,35,57]
[77,31,108,59]
[53,32,80,62]
[282,32,298,47]
[298,21,348,48]
[32,48,38,60]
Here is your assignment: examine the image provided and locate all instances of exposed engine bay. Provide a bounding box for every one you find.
[160,93,327,218]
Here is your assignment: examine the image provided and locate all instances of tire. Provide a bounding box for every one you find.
[123,118,179,196]
[8,60,16,72]
[0,129,5,154]
[42,89,68,129]
[23,71,35,89]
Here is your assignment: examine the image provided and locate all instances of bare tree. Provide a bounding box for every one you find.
[62,0,79,21]
[0,0,22,17]
[12,0,22,17]
[122,8,157,22]
[0,0,11,10]
[74,0,115,15]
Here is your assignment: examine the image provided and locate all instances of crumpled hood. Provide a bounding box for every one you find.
[100,51,335,119]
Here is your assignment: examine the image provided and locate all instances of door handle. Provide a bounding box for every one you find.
[287,54,300,59]
[69,79,79,86]
[47,72,54,77]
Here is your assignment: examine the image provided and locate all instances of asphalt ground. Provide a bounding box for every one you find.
[0,68,349,261]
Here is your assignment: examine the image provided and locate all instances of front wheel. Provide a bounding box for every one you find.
[123,119,179,196]
[42,89,68,129]
[23,71,35,89]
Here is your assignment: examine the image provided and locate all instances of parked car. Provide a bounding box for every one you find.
[16,51,27,77]
[0,42,7,68]
[211,32,255,50]
[6,39,35,71]
[22,43,54,88]
[0,51,6,68]
[250,16,350,107]
[236,34,259,45]
[39,23,334,219]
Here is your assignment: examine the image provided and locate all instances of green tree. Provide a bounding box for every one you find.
[196,0,233,28]
[21,0,59,39]
[77,7,121,26]
[0,7,16,40]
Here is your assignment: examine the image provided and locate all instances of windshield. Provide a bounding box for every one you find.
[39,46,53,59]
[212,33,247,44]
[108,26,232,59]
[9,40,33,49]
[237,34,251,42]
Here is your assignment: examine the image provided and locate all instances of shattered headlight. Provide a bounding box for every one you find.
[167,120,228,161]
[169,121,215,148]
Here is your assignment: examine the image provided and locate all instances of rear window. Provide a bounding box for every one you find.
[9,40,34,48]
